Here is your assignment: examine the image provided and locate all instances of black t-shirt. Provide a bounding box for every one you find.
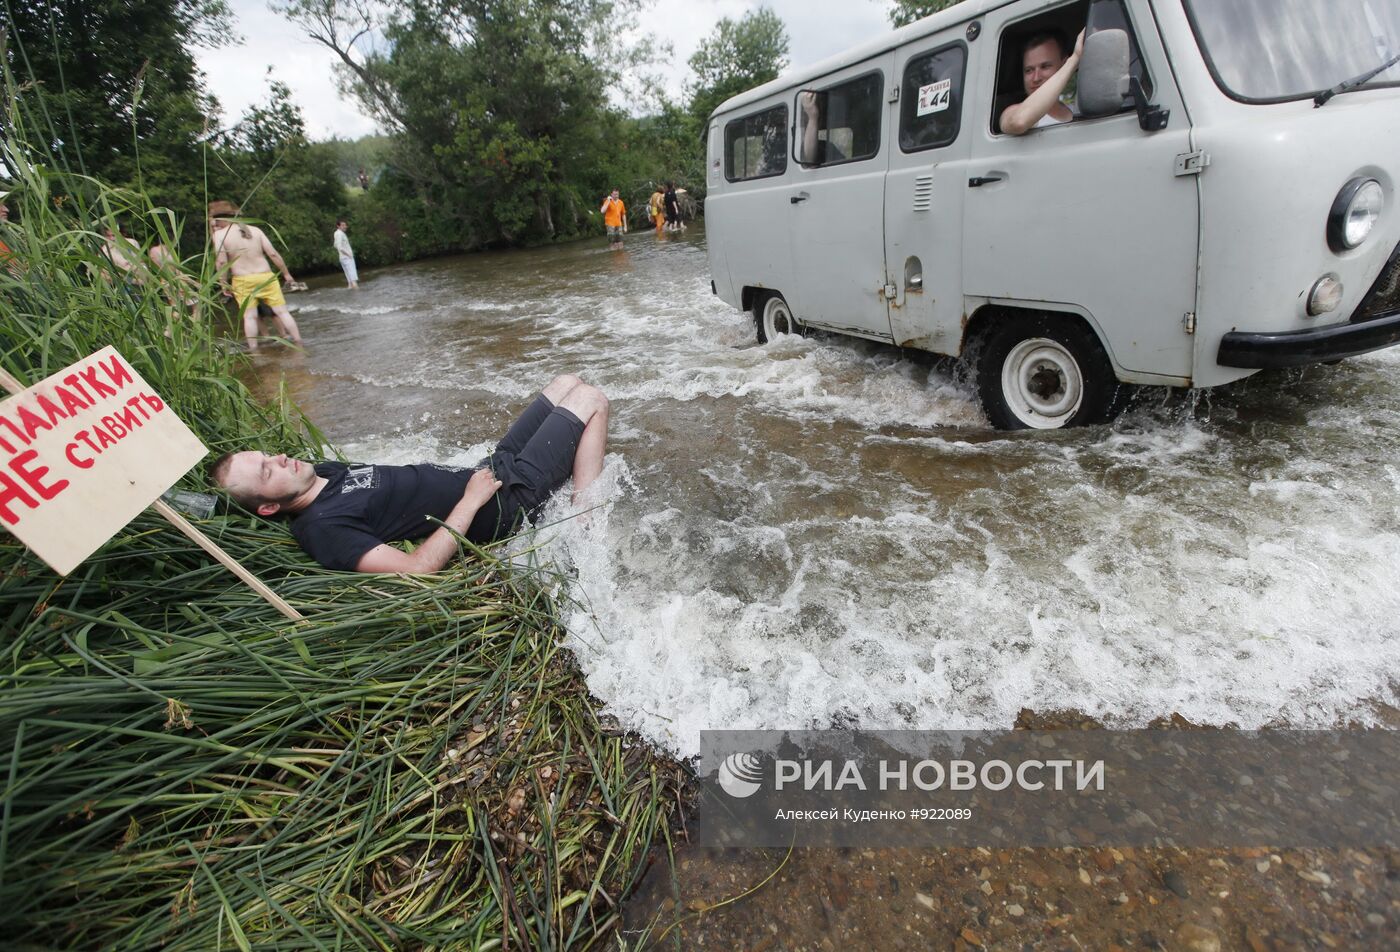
[292,461,472,571]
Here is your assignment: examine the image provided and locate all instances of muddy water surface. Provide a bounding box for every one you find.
[250,224,1400,757]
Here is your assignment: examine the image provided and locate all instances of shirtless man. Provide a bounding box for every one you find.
[208,200,303,350]
[99,225,146,282]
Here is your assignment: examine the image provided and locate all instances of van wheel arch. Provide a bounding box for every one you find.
[964,306,1131,430]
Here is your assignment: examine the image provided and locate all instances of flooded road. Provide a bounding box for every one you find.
[249,224,1400,758]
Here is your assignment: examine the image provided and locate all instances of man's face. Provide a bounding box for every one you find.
[338,222,348,231]
[211,217,230,232]
[222,451,317,515]
[0,205,9,222]
[610,190,619,199]
[1023,40,1066,95]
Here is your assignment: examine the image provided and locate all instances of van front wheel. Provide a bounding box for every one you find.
[754,293,798,344]
[977,317,1123,430]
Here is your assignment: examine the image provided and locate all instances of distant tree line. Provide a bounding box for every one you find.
[2,0,945,273]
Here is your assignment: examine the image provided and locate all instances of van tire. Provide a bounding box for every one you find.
[976,315,1125,430]
[754,293,799,344]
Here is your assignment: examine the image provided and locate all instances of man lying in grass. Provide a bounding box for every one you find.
[212,375,609,573]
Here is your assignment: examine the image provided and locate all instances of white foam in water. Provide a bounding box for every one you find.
[291,303,404,316]
[302,232,1400,759]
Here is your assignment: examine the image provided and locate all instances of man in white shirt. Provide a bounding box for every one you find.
[333,219,358,289]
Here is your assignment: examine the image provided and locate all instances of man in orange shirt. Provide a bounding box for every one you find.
[600,189,627,250]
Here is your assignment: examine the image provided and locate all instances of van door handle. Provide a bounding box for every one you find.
[790,191,810,204]
[968,175,1004,188]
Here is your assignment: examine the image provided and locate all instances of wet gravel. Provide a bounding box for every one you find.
[624,843,1399,951]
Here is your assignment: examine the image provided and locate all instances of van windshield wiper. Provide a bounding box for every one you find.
[1314,50,1400,107]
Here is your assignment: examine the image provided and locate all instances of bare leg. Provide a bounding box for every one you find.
[555,382,609,500]
[270,304,303,346]
[541,374,583,405]
[242,303,261,351]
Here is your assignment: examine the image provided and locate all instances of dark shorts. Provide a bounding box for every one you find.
[465,395,584,542]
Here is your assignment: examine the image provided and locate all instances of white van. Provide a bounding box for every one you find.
[704,0,1400,429]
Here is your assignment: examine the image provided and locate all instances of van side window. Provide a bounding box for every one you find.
[797,72,883,167]
[900,45,967,152]
[724,105,789,182]
[991,0,1152,134]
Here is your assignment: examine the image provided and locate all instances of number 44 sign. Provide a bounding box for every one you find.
[917,79,952,117]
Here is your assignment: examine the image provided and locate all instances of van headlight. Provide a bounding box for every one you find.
[1328,178,1383,252]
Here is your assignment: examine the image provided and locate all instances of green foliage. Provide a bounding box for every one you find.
[347,163,468,264]
[279,0,646,248]
[320,133,393,188]
[888,0,964,29]
[3,0,233,242]
[5,6,356,271]
[686,8,789,129]
[4,0,798,273]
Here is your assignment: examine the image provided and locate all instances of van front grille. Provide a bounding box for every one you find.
[1352,239,1400,323]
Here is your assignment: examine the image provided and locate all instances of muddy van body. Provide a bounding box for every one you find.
[704,0,1400,428]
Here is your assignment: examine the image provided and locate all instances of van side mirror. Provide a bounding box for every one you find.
[1078,29,1131,117]
[1077,28,1170,131]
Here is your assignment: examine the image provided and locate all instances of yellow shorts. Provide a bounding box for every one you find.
[232,272,286,309]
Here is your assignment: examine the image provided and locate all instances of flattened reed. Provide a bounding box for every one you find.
[1,530,683,950]
[0,75,684,950]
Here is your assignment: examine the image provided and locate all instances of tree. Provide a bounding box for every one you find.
[321,134,393,188]
[277,0,645,246]
[888,0,963,29]
[2,0,234,222]
[686,8,789,129]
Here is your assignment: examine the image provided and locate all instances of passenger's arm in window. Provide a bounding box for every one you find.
[1000,29,1084,136]
[799,91,852,163]
[800,91,820,164]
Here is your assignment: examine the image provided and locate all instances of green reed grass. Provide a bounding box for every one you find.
[0,64,683,950]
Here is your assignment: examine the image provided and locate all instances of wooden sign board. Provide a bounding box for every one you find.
[0,346,207,575]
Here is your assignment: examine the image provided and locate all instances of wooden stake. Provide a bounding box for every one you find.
[152,499,303,620]
[0,364,304,621]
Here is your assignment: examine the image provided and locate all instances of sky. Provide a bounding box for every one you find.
[194,0,897,141]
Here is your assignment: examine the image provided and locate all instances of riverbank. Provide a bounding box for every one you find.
[0,162,686,949]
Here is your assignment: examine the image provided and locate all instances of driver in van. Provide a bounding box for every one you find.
[1000,28,1085,135]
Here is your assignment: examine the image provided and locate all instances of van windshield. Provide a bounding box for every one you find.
[1185,0,1400,102]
